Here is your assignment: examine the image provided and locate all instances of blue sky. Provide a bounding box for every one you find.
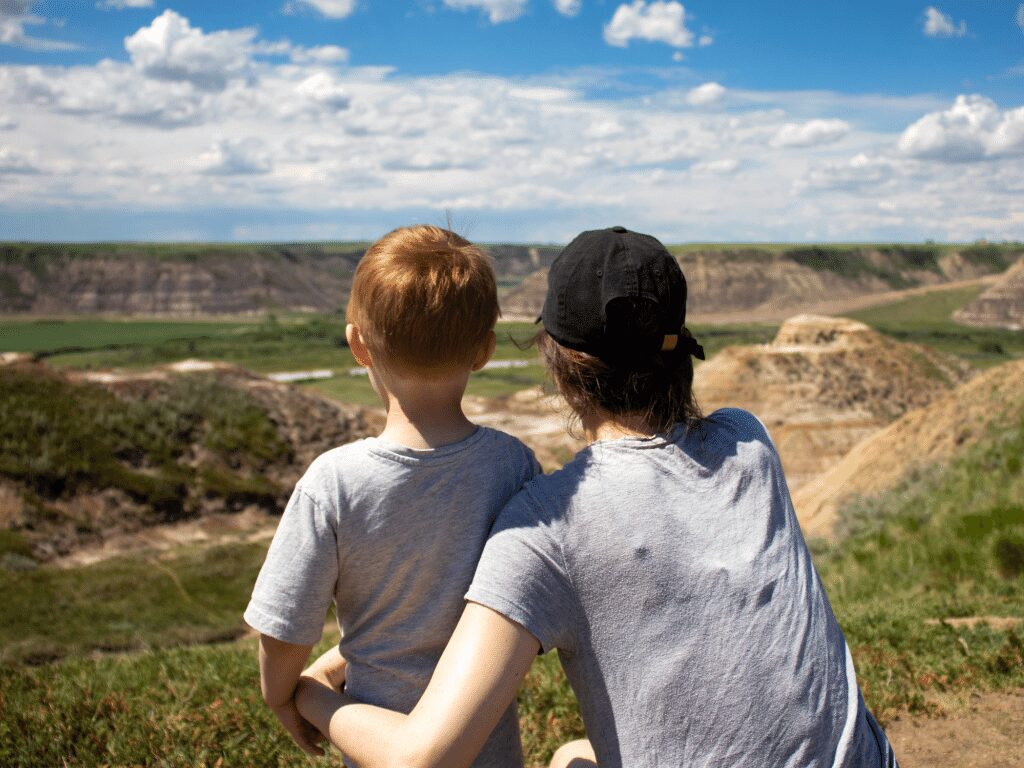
[1,1,1023,242]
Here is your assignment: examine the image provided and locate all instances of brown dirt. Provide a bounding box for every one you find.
[693,315,972,491]
[954,256,1024,331]
[463,387,587,472]
[886,690,1024,767]
[794,358,1024,539]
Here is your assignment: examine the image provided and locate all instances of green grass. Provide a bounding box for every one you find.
[848,285,1024,367]
[0,317,264,354]
[815,408,1024,719]
[0,542,268,665]
[1,403,1021,762]
[0,632,582,768]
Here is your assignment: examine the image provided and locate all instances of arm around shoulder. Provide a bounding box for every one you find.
[296,603,540,768]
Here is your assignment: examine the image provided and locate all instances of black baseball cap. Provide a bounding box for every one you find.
[539,226,704,365]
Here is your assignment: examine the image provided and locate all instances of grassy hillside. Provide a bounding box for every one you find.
[2,364,1022,764]
[848,285,1024,366]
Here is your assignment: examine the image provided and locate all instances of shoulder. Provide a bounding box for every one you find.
[702,408,776,450]
[294,438,375,509]
[475,426,542,472]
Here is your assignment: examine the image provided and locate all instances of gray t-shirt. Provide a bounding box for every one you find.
[245,426,539,768]
[467,408,893,768]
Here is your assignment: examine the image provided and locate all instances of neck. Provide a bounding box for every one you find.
[582,410,659,443]
[376,371,476,450]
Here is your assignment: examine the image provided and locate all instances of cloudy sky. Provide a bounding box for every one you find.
[1,1,1023,242]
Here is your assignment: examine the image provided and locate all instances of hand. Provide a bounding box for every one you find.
[270,698,326,757]
[302,645,348,693]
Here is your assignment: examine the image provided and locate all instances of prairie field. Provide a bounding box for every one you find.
[1,281,1023,767]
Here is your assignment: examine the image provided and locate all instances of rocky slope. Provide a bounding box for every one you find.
[953,256,1024,331]
[693,315,973,491]
[502,244,1023,321]
[0,242,561,316]
[0,359,381,561]
[793,358,1024,539]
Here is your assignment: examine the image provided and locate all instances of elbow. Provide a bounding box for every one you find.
[384,746,437,768]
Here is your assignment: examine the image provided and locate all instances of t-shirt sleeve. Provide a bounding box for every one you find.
[244,483,339,645]
[466,487,576,654]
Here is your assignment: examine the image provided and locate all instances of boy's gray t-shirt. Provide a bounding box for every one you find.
[467,408,894,768]
[245,426,539,768]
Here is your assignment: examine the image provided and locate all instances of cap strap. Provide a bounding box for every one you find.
[663,328,706,360]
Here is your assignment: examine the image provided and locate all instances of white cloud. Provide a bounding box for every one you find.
[290,44,349,64]
[294,71,351,111]
[0,0,79,50]
[554,0,581,16]
[685,81,725,106]
[691,158,738,174]
[898,94,1024,161]
[922,6,966,38]
[2,13,1024,243]
[0,145,40,173]
[1016,4,1024,33]
[443,0,528,24]
[97,0,155,10]
[283,0,356,19]
[125,10,259,91]
[604,1,694,48]
[197,138,272,175]
[771,118,850,148]
[698,34,712,46]
[0,114,16,129]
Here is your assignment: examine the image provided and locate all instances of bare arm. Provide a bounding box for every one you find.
[258,634,325,756]
[296,603,540,768]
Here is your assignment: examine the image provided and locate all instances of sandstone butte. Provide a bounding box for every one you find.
[693,315,973,493]
[953,255,1024,331]
[794,357,1024,540]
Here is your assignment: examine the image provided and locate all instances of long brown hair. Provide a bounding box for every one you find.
[535,329,702,435]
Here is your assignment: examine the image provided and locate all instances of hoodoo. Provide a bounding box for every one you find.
[693,315,972,490]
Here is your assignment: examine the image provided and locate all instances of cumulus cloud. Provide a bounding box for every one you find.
[97,0,155,10]
[799,153,910,191]
[3,13,1024,242]
[698,34,712,46]
[554,0,581,16]
[0,145,40,173]
[125,10,258,91]
[922,6,966,38]
[685,81,725,106]
[289,44,349,64]
[691,158,738,174]
[898,94,1024,161]
[294,71,351,111]
[604,1,694,48]
[1,0,79,50]
[443,0,528,23]
[771,119,850,148]
[283,0,356,19]
[197,138,272,175]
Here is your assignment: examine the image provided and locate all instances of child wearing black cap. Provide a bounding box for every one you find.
[294,227,899,768]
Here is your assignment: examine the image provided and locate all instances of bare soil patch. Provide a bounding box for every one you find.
[887,690,1024,768]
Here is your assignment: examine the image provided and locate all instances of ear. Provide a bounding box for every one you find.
[346,324,373,368]
[471,330,497,372]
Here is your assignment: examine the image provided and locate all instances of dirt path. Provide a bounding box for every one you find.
[886,690,1024,767]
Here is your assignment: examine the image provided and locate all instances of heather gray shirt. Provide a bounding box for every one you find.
[467,408,893,768]
[245,426,539,768]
